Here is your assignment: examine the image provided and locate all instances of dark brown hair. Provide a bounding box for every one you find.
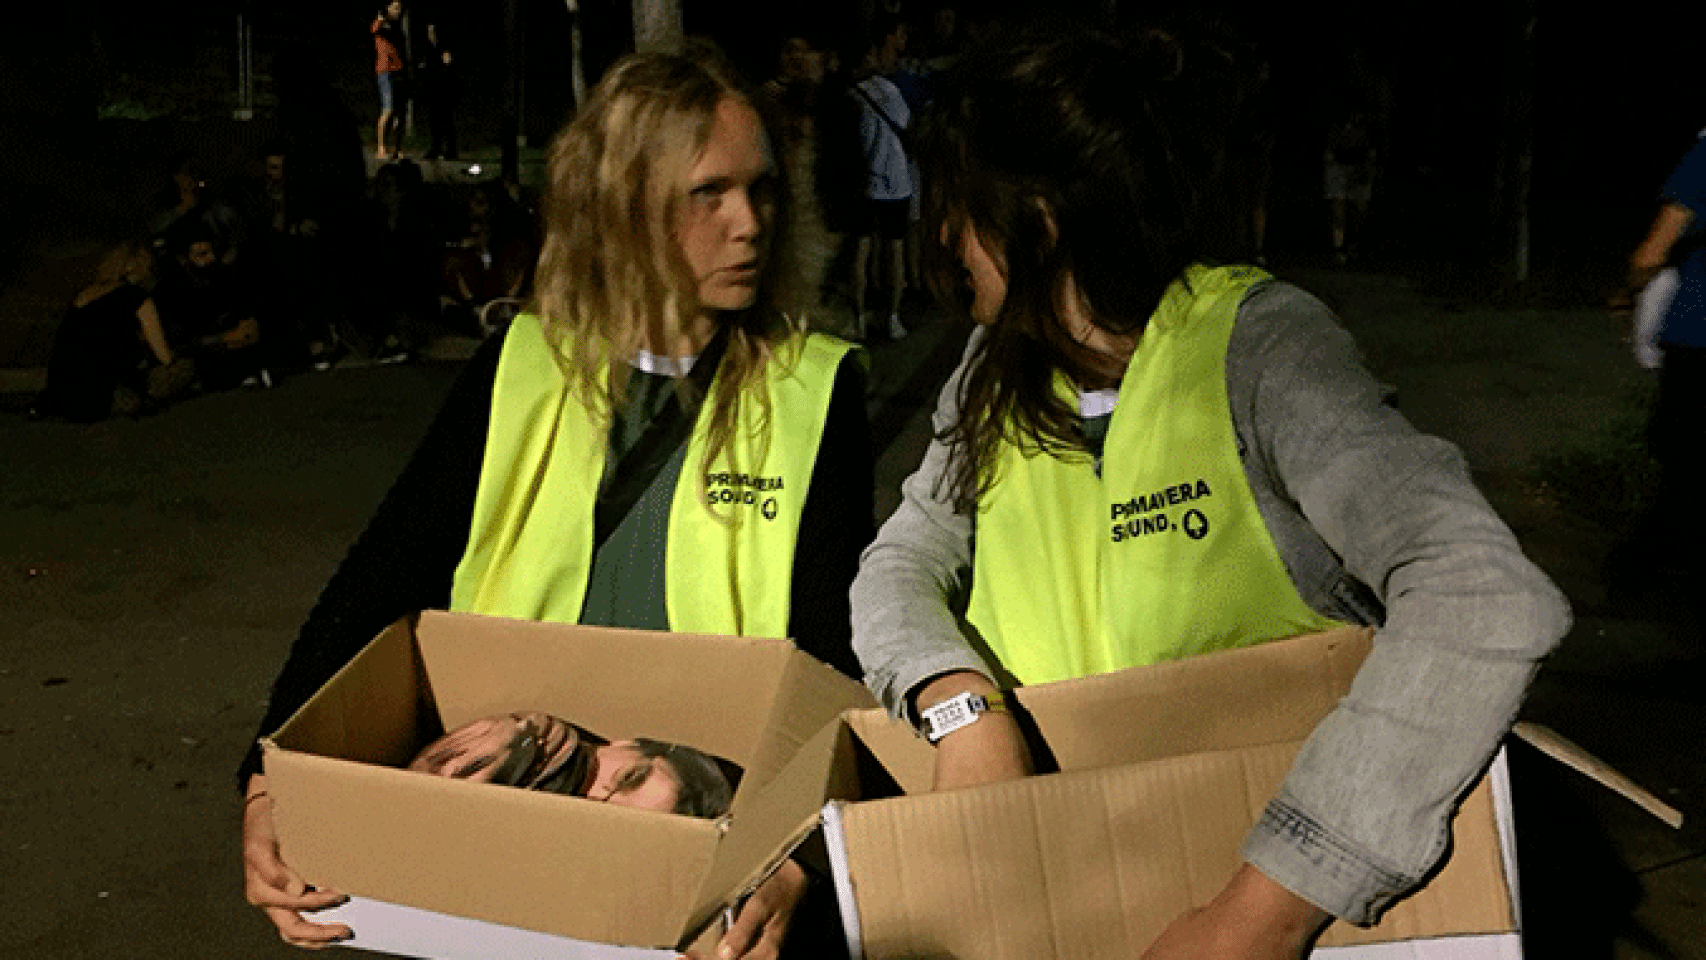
[633,737,739,818]
[917,23,1255,511]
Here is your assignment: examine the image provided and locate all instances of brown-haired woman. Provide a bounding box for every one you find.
[239,45,872,957]
[853,23,1568,959]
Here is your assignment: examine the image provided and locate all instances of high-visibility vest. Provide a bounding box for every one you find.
[451,315,855,637]
[967,265,1343,684]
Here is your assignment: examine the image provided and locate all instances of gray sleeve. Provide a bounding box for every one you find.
[851,331,992,718]
[1227,284,1571,924]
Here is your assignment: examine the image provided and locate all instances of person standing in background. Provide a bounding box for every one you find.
[372,1,411,161]
[419,12,458,160]
[1323,103,1376,265]
[1613,126,1706,576]
[850,15,913,341]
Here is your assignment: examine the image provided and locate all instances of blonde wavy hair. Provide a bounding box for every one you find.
[531,44,794,480]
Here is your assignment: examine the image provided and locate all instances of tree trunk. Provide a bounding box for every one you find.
[1513,4,1535,284]
[564,0,586,108]
[1492,0,1535,285]
[632,0,683,55]
[502,0,524,184]
[234,12,254,121]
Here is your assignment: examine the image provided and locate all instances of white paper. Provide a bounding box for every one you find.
[317,896,677,960]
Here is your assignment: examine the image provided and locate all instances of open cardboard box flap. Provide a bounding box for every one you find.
[262,611,876,953]
[815,626,1378,802]
[1015,625,1374,768]
[796,627,1521,959]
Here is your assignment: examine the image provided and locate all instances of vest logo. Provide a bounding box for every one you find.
[706,471,785,519]
[1182,508,1209,540]
[1109,479,1212,543]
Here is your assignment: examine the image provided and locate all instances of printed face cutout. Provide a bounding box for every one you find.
[407,711,737,818]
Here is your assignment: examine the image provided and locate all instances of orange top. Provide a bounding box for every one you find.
[373,17,404,74]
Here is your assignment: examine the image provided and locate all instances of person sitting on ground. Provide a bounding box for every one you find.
[239,44,874,958]
[408,711,738,819]
[440,178,537,336]
[153,229,270,392]
[341,159,436,364]
[31,243,181,422]
[232,140,346,372]
[148,152,248,285]
[147,151,210,254]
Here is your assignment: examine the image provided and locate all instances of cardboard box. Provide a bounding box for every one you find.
[261,610,878,959]
[802,627,1527,959]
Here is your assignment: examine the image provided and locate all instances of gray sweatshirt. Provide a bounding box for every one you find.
[850,281,1570,924]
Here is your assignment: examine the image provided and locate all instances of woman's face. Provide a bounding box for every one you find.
[186,241,217,270]
[780,38,822,84]
[958,224,1008,325]
[958,219,1129,374]
[408,715,683,814]
[674,98,777,316]
[586,740,682,813]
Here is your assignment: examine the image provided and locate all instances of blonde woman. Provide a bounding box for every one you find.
[239,47,872,957]
[31,243,176,422]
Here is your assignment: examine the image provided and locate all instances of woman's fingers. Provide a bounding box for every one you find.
[265,904,354,948]
[709,860,808,960]
[245,846,352,945]
[245,847,353,946]
[243,790,352,944]
[245,858,347,911]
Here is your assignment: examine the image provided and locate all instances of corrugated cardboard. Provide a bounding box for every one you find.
[261,610,876,957]
[810,627,1525,959]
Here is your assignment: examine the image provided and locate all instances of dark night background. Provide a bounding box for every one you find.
[2,0,1705,296]
[2,5,1705,958]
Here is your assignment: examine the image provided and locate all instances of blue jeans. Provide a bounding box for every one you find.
[377,71,407,114]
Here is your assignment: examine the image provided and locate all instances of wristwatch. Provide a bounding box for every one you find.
[916,690,1008,743]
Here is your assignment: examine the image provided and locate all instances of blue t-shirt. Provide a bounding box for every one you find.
[1659,137,1706,346]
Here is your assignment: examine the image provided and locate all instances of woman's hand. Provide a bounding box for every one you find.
[222,316,261,348]
[241,776,353,948]
[1140,864,1330,960]
[684,858,810,960]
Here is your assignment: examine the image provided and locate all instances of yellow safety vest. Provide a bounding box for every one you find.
[450,315,855,637]
[966,265,1342,684]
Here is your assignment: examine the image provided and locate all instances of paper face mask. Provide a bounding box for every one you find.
[407,711,738,818]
